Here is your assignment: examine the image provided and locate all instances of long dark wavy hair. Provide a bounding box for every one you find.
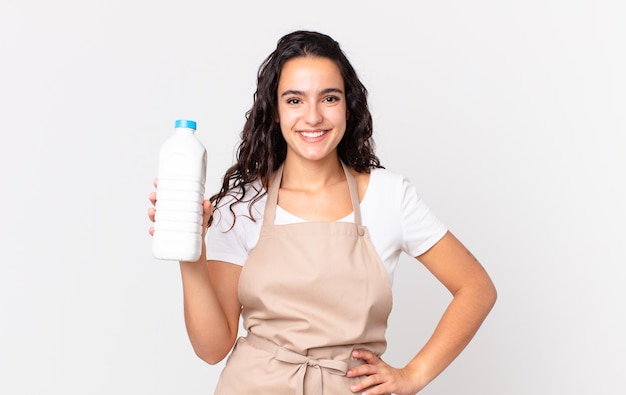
[209,30,382,225]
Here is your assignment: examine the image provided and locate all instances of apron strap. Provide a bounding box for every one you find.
[341,161,362,227]
[263,164,283,225]
[263,161,363,227]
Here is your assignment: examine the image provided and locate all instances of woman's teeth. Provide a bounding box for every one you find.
[300,131,325,138]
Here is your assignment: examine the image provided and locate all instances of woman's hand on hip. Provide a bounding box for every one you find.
[346,349,422,395]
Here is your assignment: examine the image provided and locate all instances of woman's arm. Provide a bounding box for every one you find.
[179,257,242,365]
[149,190,242,365]
[347,231,497,394]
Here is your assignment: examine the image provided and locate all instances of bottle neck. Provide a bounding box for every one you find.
[175,128,196,135]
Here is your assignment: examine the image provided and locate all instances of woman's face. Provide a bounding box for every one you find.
[277,56,347,164]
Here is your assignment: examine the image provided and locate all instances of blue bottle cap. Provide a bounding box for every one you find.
[175,119,197,130]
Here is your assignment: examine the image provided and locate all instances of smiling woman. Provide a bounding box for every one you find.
[148,30,496,395]
[278,57,348,166]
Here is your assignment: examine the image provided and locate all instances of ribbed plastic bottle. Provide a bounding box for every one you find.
[152,119,207,261]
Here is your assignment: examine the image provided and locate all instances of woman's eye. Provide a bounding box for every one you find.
[324,96,339,103]
[287,98,301,105]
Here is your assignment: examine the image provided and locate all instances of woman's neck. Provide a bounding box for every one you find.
[280,155,345,192]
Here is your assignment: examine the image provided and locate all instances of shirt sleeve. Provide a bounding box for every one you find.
[205,192,264,266]
[400,177,448,257]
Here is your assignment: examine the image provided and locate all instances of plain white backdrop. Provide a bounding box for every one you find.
[1,1,624,394]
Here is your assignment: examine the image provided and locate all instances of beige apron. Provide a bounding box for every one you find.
[214,162,393,394]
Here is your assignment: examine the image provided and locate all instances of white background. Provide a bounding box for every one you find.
[1,1,624,394]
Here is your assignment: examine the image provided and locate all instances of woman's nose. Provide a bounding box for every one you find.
[304,103,323,125]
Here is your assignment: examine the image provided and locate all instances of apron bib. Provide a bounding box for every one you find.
[214,162,393,395]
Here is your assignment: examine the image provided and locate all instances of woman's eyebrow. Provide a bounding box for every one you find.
[279,87,344,98]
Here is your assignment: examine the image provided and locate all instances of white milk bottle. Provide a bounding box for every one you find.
[152,119,207,261]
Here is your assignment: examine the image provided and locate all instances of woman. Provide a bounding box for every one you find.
[149,30,496,395]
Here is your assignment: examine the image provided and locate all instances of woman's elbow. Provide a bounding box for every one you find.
[192,345,230,365]
[481,278,498,311]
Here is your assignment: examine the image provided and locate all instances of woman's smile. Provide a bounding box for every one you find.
[298,129,328,139]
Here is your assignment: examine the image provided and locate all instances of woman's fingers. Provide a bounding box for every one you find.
[149,179,212,237]
[352,349,378,364]
[347,349,417,395]
[346,349,378,378]
[148,180,158,235]
[148,207,156,222]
